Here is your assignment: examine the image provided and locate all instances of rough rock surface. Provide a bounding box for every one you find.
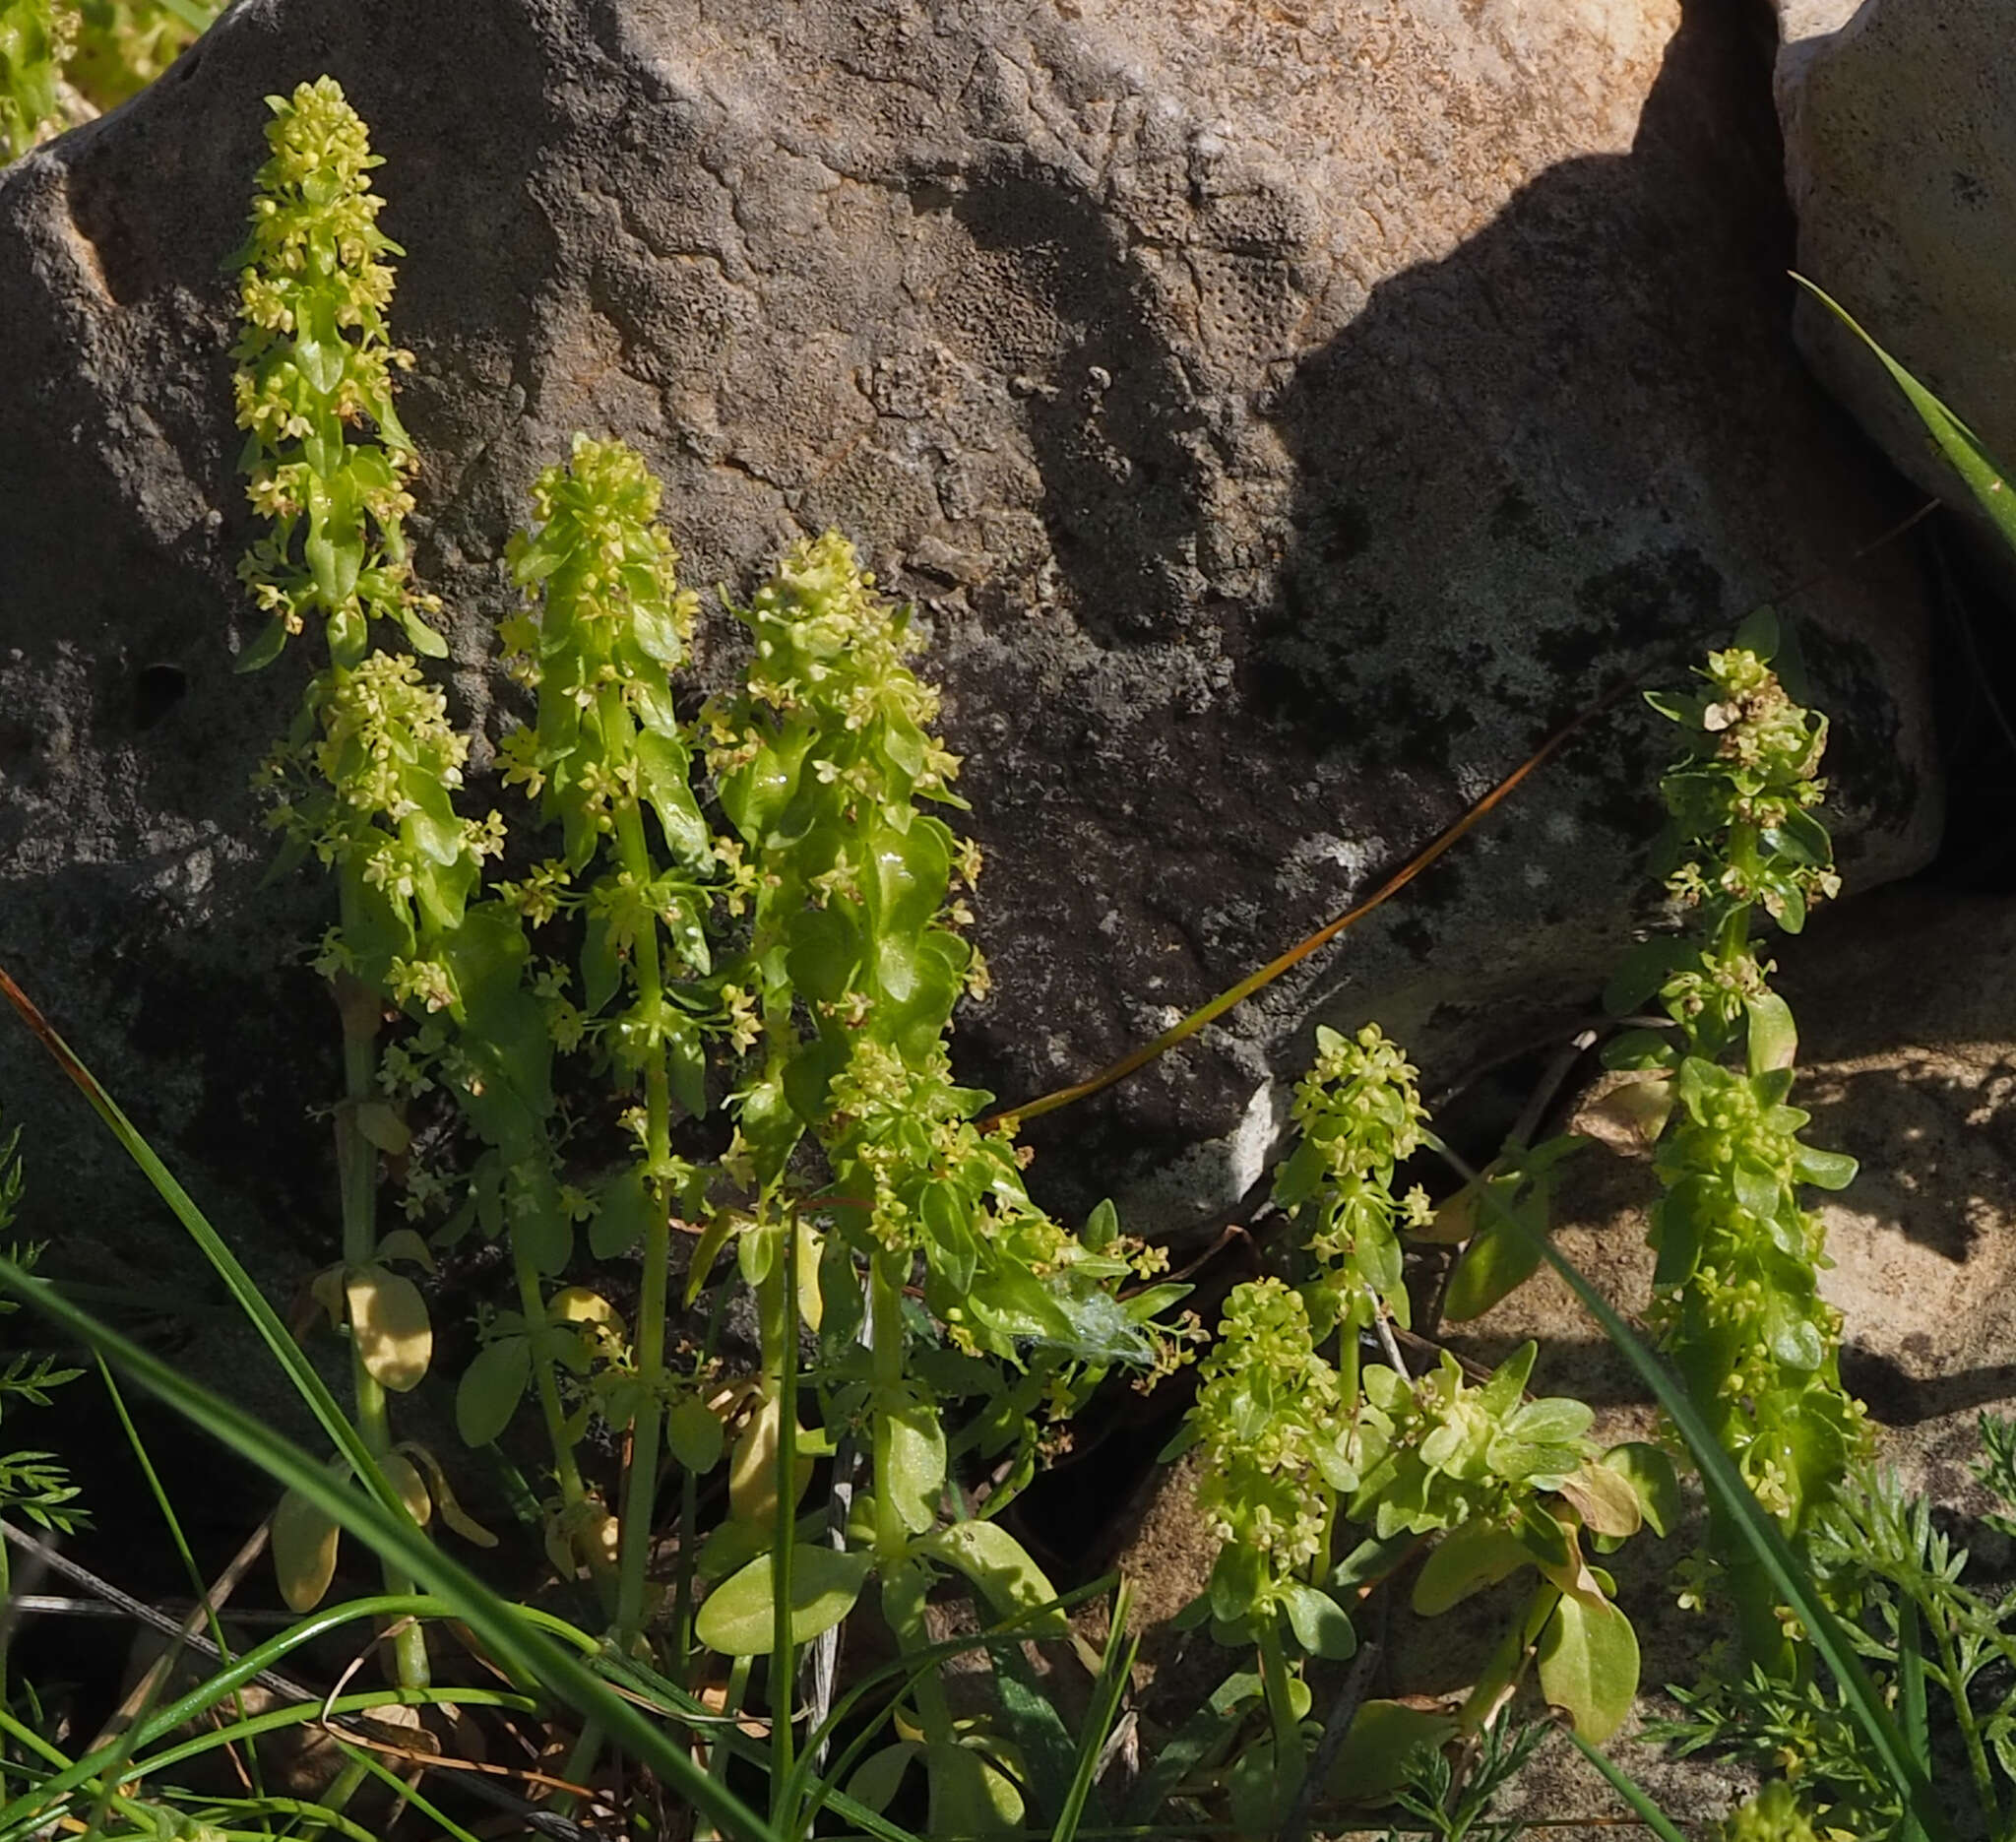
[1778,0,2016,539]
[0,0,1940,1323]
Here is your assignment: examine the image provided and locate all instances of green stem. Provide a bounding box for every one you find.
[867,1253,955,1753]
[868,1252,908,1568]
[332,889,427,1694]
[768,1217,798,1831]
[511,1238,593,1547]
[1928,1599,1996,1830]
[608,722,675,1652]
[1255,1616,1306,1814]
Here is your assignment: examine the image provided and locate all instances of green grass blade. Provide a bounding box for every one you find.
[0,1255,786,1842]
[1050,1582,1136,1842]
[1563,1731,1687,1842]
[1439,1144,1956,1842]
[0,967,389,1507]
[1898,1599,1930,1842]
[1795,276,2016,559]
[95,1359,259,1740]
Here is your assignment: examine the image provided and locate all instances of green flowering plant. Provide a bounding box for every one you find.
[1600,617,1867,1663]
[1170,1027,1672,1830]
[1271,1023,1433,1365]
[233,78,511,1691]
[1661,1442,2016,1840]
[231,74,442,674]
[0,0,70,160]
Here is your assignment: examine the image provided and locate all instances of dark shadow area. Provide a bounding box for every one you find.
[1914,514,2016,891]
[952,0,1935,1247]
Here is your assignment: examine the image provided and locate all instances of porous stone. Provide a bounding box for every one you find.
[1778,0,2016,542]
[0,0,1940,1331]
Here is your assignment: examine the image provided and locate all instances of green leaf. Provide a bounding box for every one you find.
[1412,1522,1531,1616]
[917,1519,1068,1638]
[927,1740,1024,1838]
[1796,276,2016,558]
[1504,1397,1594,1445]
[1732,606,1781,661]
[1744,990,1798,1075]
[1324,1700,1460,1805]
[1280,1580,1356,1660]
[883,1392,947,1534]
[846,1743,920,1815]
[398,601,450,658]
[634,728,711,864]
[1602,1442,1681,1539]
[694,1546,873,1655]
[456,1336,531,1446]
[1442,1211,1544,1322]
[1796,1143,1858,1191]
[1537,1590,1640,1744]
[665,1396,724,1473]
[272,1485,342,1613]
[787,904,862,1004]
[346,1263,432,1393]
[234,612,292,673]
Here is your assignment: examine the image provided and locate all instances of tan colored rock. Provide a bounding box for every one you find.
[1778,0,2016,545]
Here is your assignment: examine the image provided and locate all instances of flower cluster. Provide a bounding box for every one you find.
[1190,1279,1351,1604]
[705,533,984,1182]
[502,435,720,1090]
[1711,1783,1822,1842]
[231,76,440,670]
[1654,644,1839,937]
[1648,1058,1865,1530]
[1271,1023,1432,1337]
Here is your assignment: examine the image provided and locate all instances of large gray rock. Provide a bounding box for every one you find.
[0,0,1939,1308]
[1778,0,2016,536]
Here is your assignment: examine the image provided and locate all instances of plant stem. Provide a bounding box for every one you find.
[331,921,427,1693]
[867,1251,956,1755]
[510,1239,593,1559]
[1255,1616,1306,1816]
[868,1252,907,1568]
[609,736,674,1652]
[769,1213,798,1832]
[1927,1599,1996,1829]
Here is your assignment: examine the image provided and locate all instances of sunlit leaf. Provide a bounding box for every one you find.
[1538,1590,1640,1744]
[694,1546,873,1655]
[346,1263,431,1393]
[273,1485,342,1613]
